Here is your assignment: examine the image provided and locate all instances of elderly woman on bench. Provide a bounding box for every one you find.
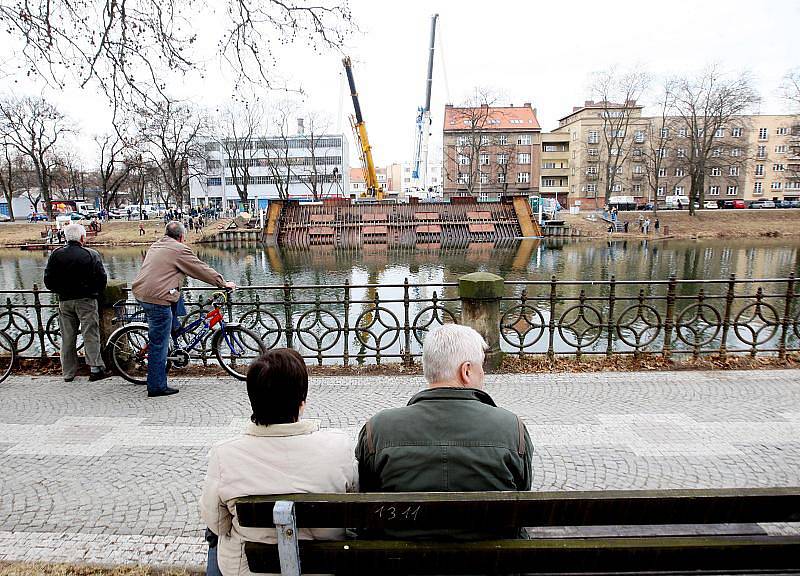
[200,349,357,576]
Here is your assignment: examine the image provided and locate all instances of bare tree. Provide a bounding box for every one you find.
[53,150,89,200]
[670,67,760,215]
[139,99,207,209]
[780,69,800,111]
[640,82,676,213]
[587,68,650,205]
[96,133,136,210]
[0,0,354,122]
[216,101,265,206]
[0,97,71,218]
[0,142,20,220]
[262,101,298,200]
[444,88,501,196]
[494,135,518,195]
[297,111,337,201]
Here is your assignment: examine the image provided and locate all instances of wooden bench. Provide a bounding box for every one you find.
[235,487,800,575]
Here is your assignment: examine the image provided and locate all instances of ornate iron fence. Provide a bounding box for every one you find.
[0,274,797,365]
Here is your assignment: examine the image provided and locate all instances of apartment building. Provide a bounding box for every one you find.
[443,103,541,200]
[540,133,570,206]
[190,133,350,210]
[742,115,800,201]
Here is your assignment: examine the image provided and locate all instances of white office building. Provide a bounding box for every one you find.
[190,133,350,211]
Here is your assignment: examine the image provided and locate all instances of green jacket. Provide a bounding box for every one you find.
[356,387,532,519]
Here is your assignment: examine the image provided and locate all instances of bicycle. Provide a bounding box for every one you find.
[105,290,266,384]
[0,331,15,383]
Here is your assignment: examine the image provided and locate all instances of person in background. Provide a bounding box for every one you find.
[43,223,109,382]
[201,349,357,576]
[132,221,235,397]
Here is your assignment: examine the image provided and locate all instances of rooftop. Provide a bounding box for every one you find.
[444,103,541,131]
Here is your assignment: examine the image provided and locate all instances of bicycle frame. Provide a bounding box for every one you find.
[174,304,244,357]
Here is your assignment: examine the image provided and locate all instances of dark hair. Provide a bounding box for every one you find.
[247,349,309,425]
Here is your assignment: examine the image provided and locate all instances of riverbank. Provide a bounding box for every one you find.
[563,209,800,240]
[0,219,231,247]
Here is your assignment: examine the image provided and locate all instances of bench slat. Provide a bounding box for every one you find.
[235,488,800,530]
[244,535,800,575]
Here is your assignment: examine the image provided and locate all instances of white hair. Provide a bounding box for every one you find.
[422,324,487,384]
[63,223,86,243]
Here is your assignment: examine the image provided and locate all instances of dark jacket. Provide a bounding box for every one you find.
[44,241,107,301]
[355,387,533,539]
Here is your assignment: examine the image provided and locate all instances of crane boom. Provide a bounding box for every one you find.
[343,56,383,199]
[412,13,439,192]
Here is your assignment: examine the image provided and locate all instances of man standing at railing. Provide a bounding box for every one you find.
[132,221,236,398]
[43,223,109,383]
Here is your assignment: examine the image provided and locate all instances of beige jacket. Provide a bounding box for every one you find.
[200,420,358,576]
[132,236,226,305]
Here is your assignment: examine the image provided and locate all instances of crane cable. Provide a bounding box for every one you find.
[436,18,451,105]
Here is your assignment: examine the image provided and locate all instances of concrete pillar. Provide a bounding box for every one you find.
[99,280,128,362]
[458,272,505,372]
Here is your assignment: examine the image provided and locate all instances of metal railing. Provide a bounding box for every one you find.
[0,274,797,366]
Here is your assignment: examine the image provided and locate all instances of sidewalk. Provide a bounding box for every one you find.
[1,370,799,568]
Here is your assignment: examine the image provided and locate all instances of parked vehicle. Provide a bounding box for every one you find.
[703,201,718,209]
[107,209,127,219]
[775,199,800,208]
[69,212,91,220]
[721,199,746,209]
[664,195,691,209]
[28,212,48,222]
[0,213,11,222]
[749,200,776,209]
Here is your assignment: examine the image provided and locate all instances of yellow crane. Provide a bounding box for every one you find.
[343,56,384,200]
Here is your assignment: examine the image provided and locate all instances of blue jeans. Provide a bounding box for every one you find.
[206,528,222,576]
[139,296,186,393]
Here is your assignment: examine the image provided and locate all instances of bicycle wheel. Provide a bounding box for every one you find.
[211,325,266,380]
[0,331,15,384]
[107,324,172,385]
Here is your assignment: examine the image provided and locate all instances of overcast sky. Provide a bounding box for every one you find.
[3,0,799,167]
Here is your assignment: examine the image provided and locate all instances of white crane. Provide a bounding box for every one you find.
[411,14,438,198]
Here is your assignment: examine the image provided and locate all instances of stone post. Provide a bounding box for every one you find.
[458,272,505,372]
[99,280,128,363]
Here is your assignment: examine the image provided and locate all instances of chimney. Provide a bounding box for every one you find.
[585,100,593,107]
[523,102,531,108]
[297,118,305,135]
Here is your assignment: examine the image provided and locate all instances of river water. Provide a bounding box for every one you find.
[2,238,799,289]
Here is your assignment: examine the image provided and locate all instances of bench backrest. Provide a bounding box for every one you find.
[235,488,800,575]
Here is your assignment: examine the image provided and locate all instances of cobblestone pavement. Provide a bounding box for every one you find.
[0,370,799,568]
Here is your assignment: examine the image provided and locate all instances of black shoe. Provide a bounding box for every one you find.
[88,370,111,382]
[64,377,75,383]
[148,387,179,397]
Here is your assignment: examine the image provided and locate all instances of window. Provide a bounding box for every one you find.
[634,130,646,142]
[708,186,720,196]
[657,186,666,197]
[542,178,557,187]
[633,184,642,195]
[517,172,530,183]
[586,165,599,175]
[457,136,469,146]
[480,172,489,184]
[712,148,721,157]
[672,186,683,195]
[587,130,599,144]
[480,135,492,146]
[677,148,686,157]
[729,166,739,176]
[609,129,625,138]
[753,182,763,195]
[543,145,558,152]
[517,135,532,145]
[586,183,597,194]
[587,148,599,156]
[612,184,623,192]
[710,167,721,176]
[457,173,469,184]
[517,153,531,164]
[658,168,667,177]
[479,153,490,165]
[773,164,785,172]
[542,161,557,169]
[571,131,577,140]
[715,128,725,138]
[678,128,688,138]
[731,127,742,137]
[497,172,506,184]
[696,128,704,137]
[755,164,764,176]
[498,134,509,145]
[675,167,685,177]
[757,145,766,158]
[657,148,667,158]
[458,154,469,165]
[497,153,508,165]
[730,148,741,157]
[659,128,669,138]
[758,128,768,140]
[775,145,787,153]
[771,181,782,190]
[608,165,622,175]
[727,185,738,195]
[632,148,642,157]
[633,164,644,174]
[609,148,622,156]
[206,177,222,186]
[777,127,789,135]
